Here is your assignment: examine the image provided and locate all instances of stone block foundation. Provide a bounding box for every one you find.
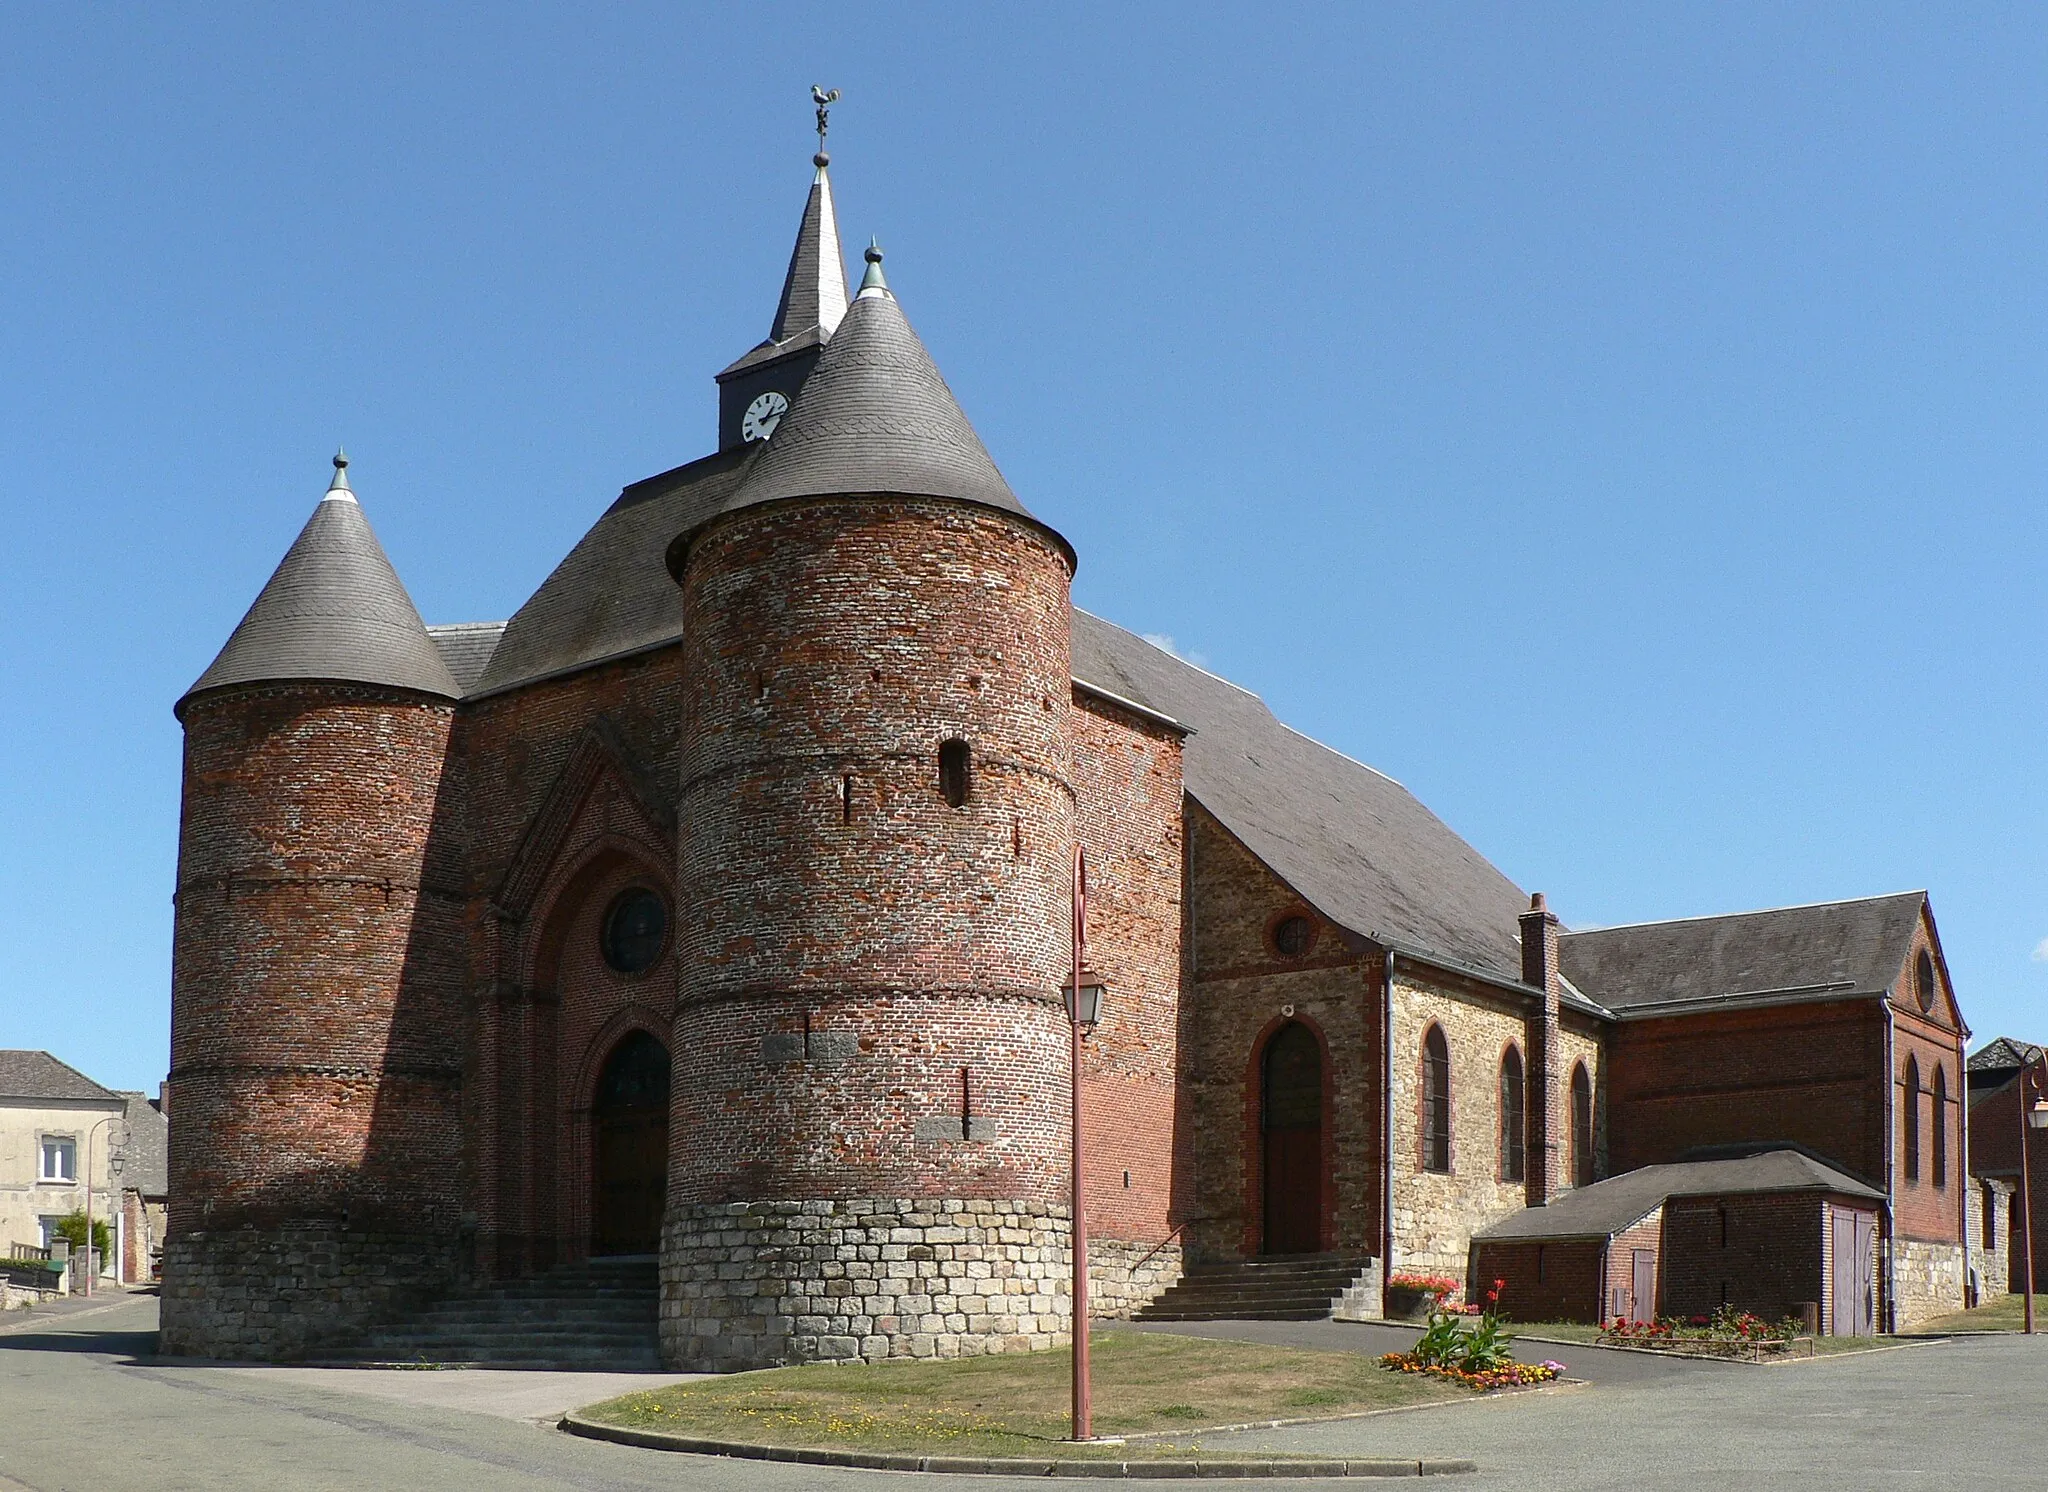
[1891,1238,1965,1329]
[1085,1237,1183,1320]
[662,1198,1074,1371]
[159,1223,458,1361]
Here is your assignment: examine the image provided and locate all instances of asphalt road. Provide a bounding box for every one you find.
[3,1295,2045,1492]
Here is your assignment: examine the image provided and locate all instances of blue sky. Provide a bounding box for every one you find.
[5,4,2045,1092]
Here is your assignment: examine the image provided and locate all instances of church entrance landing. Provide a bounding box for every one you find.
[591,1031,669,1256]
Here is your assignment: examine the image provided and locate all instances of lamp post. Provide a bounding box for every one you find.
[1065,846,1106,1443]
[80,1114,125,1298]
[2019,1051,2048,1334]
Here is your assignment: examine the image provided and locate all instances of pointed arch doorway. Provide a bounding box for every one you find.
[1261,1021,1325,1254]
[591,1031,670,1256]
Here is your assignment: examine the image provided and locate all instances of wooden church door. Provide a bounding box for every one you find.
[1261,1022,1325,1255]
[591,1031,670,1256]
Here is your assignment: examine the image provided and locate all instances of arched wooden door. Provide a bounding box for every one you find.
[1261,1022,1324,1255]
[591,1031,670,1256]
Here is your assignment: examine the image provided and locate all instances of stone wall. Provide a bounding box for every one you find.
[1967,1177,2013,1301]
[661,1198,1069,1370]
[159,1223,458,1361]
[1086,1236,1182,1319]
[1388,967,1535,1280]
[1891,1236,1965,1328]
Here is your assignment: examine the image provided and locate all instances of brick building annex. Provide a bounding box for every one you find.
[163,138,1982,1366]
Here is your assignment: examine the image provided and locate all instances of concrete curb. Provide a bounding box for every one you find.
[557,1414,1476,1477]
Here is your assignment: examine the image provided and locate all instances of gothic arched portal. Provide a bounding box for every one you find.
[591,1030,670,1255]
[1260,1021,1325,1254]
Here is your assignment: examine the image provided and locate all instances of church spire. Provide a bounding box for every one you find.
[716,90,855,450]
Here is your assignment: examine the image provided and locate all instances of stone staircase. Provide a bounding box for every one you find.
[316,1256,662,1370]
[1135,1253,1379,1323]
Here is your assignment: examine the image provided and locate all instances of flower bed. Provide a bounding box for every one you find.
[1377,1283,1561,1391]
[1378,1354,1564,1390]
[1600,1306,1809,1358]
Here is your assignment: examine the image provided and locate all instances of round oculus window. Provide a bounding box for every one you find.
[1915,950,1936,1014]
[1272,915,1314,958]
[600,887,668,975]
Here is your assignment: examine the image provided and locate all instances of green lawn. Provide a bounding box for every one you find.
[577,1331,1468,1459]
[1908,1294,2048,1334]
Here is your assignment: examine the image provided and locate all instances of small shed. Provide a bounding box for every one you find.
[1471,1150,1884,1332]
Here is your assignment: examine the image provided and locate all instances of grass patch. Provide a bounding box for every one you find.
[1907,1294,2048,1334]
[1504,1321,1606,1345]
[578,1330,1466,1458]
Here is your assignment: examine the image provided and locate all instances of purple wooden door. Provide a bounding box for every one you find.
[1630,1250,1655,1324]
[1853,1212,1877,1336]
[1829,1206,1877,1337]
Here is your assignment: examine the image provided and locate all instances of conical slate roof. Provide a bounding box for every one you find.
[715,249,1058,543]
[179,455,460,711]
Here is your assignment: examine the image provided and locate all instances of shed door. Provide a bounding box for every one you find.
[1630,1249,1656,1324]
[1830,1206,1876,1337]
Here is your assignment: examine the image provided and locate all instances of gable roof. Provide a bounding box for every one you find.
[1970,1036,2042,1075]
[1474,1150,1884,1242]
[1070,614,1536,986]
[117,1092,169,1196]
[471,446,754,696]
[426,622,505,694]
[0,1051,122,1104]
[181,460,459,710]
[1558,892,1927,1016]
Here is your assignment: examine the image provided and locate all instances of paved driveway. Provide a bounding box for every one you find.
[3,1295,2045,1492]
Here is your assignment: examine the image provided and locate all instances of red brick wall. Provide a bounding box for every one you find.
[1183,802,1378,1262]
[169,683,465,1235]
[1070,691,1188,1246]
[1608,1001,1886,1188]
[1473,1238,1604,1323]
[1603,1213,1664,1322]
[453,645,688,1274]
[1660,1192,1824,1324]
[669,498,1077,1204]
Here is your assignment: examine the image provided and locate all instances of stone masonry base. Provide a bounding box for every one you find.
[661,1199,1188,1371]
[159,1222,458,1361]
[1891,1238,1965,1329]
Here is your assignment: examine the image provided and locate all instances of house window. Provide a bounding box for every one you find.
[1422,1025,1451,1173]
[938,738,971,808]
[40,1137,76,1183]
[1571,1062,1594,1187]
[1499,1045,1525,1183]
[1902,1055,1921,1183]
[1931,1064,1948,1189]
[1915,951,1936,1014]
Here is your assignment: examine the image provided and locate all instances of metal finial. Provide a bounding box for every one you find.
[325,447,355,498]
[857,238,888,297]
[333,448,349,472]
[811,85,840,158]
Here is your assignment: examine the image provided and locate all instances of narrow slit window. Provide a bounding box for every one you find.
[1902,1055,1921,1183]
[1931,1064,1948,1189]
[938,738,971,808]
[841,774,855,825]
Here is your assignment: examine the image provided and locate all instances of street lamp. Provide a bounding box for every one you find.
[1066,847,1106,1442]
[2020,1058,2048,1334]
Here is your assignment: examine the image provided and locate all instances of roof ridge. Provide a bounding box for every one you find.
[1562,890,1926,936]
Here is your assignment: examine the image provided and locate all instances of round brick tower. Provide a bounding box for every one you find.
[162,455,467,1360]
[664,247,1081,1369]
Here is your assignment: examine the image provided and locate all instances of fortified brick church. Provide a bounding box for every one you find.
[163,128,1982,1368]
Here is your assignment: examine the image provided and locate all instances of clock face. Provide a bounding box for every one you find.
[741,390,790,443]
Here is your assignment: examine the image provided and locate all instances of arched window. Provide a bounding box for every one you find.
[1902,1055,1921,1183]
[938,738,971,808]
[1931,1064,1948,1189]
[1421,1025,1451,1173]
[1498,1045,1525,1182]
[1571,1063,1594,1187]
[1915,951,1936,1013]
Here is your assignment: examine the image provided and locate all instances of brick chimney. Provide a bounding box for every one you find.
[1520,892,1564,1206]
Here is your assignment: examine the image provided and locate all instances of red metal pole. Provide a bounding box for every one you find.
[1071,845,1092,1442]
[2022,1059,2037,1335]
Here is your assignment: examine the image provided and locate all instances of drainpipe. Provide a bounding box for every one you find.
[1883,1002,1897,1334]
[1381,949,1396,1315]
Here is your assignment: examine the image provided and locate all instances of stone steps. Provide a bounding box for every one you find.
[1134,1253,1376,1324]
[317,1257,662,1371]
